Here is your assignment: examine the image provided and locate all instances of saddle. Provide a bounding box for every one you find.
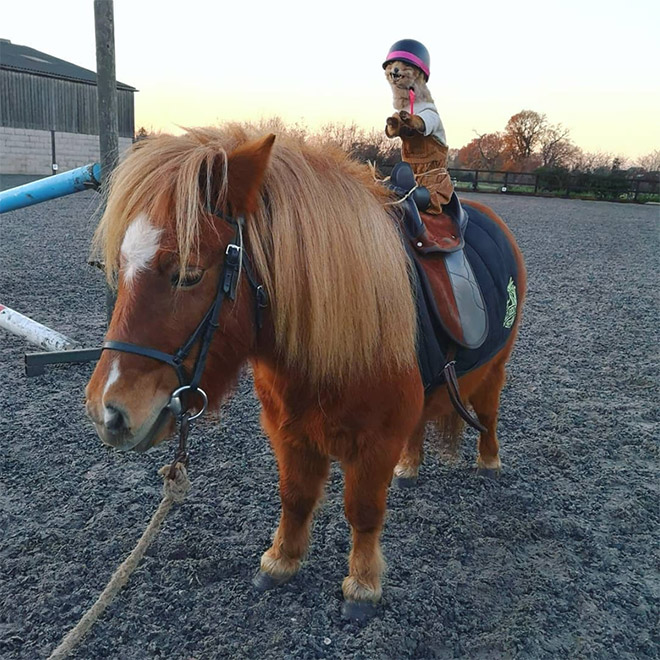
[387,163,487,352]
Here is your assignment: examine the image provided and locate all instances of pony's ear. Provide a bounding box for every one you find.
[226,133,276,214]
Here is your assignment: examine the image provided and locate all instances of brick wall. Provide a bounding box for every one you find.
[0,127,133,175]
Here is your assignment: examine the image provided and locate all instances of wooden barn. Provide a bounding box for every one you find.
[0,38,136,186]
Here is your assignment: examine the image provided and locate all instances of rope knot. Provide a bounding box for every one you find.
[158,462,191,503]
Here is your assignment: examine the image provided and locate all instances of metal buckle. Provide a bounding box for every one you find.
[256,285,268,307]
[167,385,208,421]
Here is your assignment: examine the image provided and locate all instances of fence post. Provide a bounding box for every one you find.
[94,0,119,323]
[473,170,479,191]
[634,179,640,203]
[94,0,119,186]
[534,174,539,195]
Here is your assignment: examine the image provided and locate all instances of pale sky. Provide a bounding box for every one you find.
[2,0,659,161]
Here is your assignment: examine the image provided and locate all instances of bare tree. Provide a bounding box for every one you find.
[568,150,616,173]
[447,148,461,168]
[538,124,576,168]
[319,122,362,152]
[636,149,660,173]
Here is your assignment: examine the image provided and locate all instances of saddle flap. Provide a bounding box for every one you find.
[442,250,488,349]
[413,244,488,350]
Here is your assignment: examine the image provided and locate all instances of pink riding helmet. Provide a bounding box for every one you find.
[382,39,431,81]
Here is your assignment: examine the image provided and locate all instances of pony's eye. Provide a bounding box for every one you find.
[171,268,204,288]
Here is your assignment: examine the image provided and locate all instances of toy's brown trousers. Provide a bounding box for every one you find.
[401,134,454,214]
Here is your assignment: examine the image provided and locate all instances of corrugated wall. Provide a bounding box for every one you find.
[0,70,134,137]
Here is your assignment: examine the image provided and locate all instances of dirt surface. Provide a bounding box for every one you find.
[1,192,658,659]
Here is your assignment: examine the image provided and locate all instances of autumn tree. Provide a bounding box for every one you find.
[455,133,506,170]
[455,138,483,169]
[503,110,548,164]
[475,132,506,170]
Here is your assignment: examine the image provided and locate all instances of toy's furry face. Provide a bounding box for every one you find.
[384,60,425,90]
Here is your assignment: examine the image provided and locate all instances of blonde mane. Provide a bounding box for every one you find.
[95,123,417,384]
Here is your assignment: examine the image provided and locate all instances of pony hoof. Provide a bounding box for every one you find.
[252,570,290,592]
[394,475,418,489]
[342,600,378,622]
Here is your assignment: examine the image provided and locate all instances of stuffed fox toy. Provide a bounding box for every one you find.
[383,39,454,214]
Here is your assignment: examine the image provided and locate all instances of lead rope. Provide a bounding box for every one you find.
[49,421,192,660]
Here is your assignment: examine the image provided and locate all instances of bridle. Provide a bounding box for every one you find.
[102,214,267,466]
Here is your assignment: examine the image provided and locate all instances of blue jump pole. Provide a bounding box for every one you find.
[0,163,102,214]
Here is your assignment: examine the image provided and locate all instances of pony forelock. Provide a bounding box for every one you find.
[94,127,230,282]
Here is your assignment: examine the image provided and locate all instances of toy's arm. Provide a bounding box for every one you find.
[398,110,426,135]
[386,109,438,139]
[385,113,401,138]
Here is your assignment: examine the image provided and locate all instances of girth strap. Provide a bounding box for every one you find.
[443,345,486,433]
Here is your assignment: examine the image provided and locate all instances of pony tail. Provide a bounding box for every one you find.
[428,413,465,461]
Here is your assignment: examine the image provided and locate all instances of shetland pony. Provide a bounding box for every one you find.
[85,124,525,617]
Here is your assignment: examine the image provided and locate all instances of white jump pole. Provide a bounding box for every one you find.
[0,304,78,352]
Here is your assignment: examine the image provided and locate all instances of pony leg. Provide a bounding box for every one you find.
[469,362,507,471]
[258,436,330,586]
[341,442,401,610]
[393,419,425,484]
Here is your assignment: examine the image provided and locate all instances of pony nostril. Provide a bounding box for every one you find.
[104,405,128,434]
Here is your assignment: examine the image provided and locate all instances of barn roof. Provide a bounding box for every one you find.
[0,39,137,91]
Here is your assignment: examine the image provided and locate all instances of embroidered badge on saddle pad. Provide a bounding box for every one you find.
[504,277,517,329]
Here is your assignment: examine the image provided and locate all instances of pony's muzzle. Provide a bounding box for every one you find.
[88,400,134,449]
[86,393,174,452]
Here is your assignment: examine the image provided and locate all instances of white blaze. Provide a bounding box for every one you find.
[102,359,121,425]
[103,359,120,398]
[120,213,163,285]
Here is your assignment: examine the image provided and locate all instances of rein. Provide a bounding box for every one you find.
[103,213,268,465]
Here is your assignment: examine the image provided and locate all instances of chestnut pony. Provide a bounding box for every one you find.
[85,125,525,616]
